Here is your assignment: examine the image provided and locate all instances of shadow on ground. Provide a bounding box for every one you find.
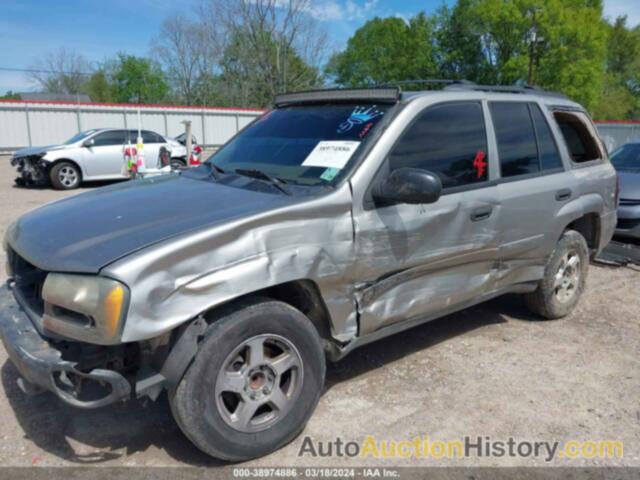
[1,294,536,466]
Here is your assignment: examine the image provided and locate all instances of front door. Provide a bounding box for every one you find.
[82,129,128,178]
[353,101,502,335]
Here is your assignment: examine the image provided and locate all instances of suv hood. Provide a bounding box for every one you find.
[6,175,296,273]
[618,170,640,200]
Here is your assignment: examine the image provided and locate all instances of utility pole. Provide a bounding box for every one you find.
[182,120,192,168]
[527,7,544,86]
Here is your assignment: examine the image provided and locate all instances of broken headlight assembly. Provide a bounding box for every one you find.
[41,274,129,345]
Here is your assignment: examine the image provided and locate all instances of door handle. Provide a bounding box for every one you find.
[470,206,493,222]
[556,189,572,201]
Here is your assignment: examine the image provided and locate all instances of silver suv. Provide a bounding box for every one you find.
[0,84,617,461]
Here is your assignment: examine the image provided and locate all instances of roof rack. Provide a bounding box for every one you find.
[274,87,400,107]
[444,82,568,99]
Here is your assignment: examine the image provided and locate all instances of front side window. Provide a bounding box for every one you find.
[490,103,539,177]
[205,104,389,186]
[388,102,489,189]
[92,130,127,147]
[64,130,98,145]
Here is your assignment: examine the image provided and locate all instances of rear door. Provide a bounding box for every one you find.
[353,101,502,334]
[82,130,128,178]
[490,102,575,287]
[141,130,164,169]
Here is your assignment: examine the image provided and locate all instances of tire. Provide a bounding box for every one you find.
[50,161,81,190]
[524,229,589,320]
[170,298,326,461]
[170,158,186,170]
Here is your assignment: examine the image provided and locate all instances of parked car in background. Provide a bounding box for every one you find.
[10,128,188,190]
[0,85,617,461]
[610,142,640,239]
[173,132,198,146]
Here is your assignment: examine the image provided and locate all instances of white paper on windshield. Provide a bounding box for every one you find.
[302,141,360,169]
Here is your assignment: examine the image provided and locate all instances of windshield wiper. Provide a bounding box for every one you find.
[234,168,291,195]
[205,162,225,180]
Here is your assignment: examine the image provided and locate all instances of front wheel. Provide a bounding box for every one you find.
[170,298,326,461]
[524,229,589,319]
[50,161,81,190]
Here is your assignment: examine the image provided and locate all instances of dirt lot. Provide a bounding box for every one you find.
[0,155,638,471]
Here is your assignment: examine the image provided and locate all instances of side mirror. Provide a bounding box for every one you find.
[373,167,442,205]
[83,138,95,148]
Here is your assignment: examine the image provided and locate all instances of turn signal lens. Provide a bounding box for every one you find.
[103,285,125,338]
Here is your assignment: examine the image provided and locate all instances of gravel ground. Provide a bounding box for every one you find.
[0,155,638,472]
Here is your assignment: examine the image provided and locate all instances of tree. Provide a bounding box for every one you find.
[594,16,640,119]
[432,0,607,111]
[152,15,217,105]
[200,0,327,105]
[109,54,169,103]
[29,47,90,94]
[327,14,438,88]
[0,91,20,100]
[86,70,114,102]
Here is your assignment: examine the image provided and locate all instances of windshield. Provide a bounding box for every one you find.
[207,104,390,186]
[611,144,640,170]
[64,130,98,145]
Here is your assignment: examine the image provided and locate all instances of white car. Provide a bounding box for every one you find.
[11,128,188,189]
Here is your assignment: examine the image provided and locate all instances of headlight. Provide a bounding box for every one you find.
[41,273,129,345]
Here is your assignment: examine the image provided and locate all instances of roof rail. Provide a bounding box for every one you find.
[444,82,568,99]
[378,79,475,88]
[274,87,400,107]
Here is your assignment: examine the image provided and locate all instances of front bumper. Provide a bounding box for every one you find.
[0,284,131,408]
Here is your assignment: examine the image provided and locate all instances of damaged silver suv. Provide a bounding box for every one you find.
[0,85,617,461]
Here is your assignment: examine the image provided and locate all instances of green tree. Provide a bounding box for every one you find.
[594,16,640,119]
[86,71,114,102]
[0,90,20,100]
[216,27,322,108]
[326,13,438,88]
[109,54,169,103]
[433,0,607,111]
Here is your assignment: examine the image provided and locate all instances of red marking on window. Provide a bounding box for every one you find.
[473,150,487,179]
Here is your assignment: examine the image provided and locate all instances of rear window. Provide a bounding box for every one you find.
[554,111,602,163]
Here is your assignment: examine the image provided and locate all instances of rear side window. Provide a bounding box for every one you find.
[490,103,539,177]
[554,111,602,163]
[141,131,164,143]
[530,105,563,170]
[388,102,489,189]
[92,130,127,147]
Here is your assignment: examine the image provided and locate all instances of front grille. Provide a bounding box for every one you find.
[7,248,47,315]
[616,218,640,230]
[619,198,640,206]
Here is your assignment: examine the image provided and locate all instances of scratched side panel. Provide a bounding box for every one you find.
[103,185,358,343]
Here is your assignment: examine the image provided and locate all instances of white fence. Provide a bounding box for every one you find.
[0,100,264,153]
[596,122,640,153]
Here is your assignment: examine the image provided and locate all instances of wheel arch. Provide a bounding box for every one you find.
[49,158,84,179]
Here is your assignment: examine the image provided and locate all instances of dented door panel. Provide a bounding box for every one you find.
[353,187,501,335]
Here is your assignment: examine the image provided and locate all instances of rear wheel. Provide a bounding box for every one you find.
[169,298,325,461]
[50,161,81,190]
[524,229,589,319]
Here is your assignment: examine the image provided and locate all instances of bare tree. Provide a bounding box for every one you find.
[152,15,221,104]
[29,47,91,94]
[199,0,329,106]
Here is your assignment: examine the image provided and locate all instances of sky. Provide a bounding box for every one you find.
[0,0,639,94]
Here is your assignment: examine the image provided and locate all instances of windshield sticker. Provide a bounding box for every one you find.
[320,167,341,182]
[302,141,361,169]
[337,106,384,134]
